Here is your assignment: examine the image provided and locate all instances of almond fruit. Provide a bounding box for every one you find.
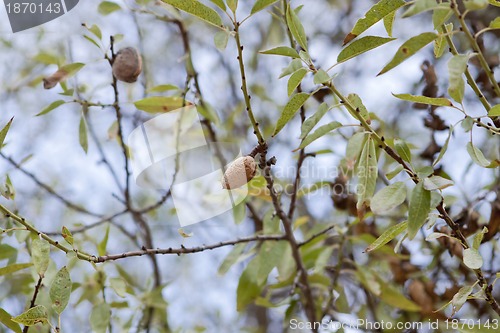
[222,156,257,190]
[112,47,142,83]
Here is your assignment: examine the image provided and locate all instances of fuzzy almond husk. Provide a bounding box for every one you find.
[222,156,257,190]
[112,47,142,83]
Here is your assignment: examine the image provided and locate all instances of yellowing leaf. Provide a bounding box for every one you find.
[32,238,50,277]
[488,104,500,116]
[12,306,48,326]
[393,93,453,107]
[134,96,190,113]
[50,267,72,314]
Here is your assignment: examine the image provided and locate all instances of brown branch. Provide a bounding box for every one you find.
[22,276,43,333]
[95,234,287,262]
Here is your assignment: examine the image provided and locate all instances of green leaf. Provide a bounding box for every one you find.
[236,256,262,311]
[59,62,85,77]
[463,248,483,269]
[338,36,395,63]
[279,59,303,78]
[488,104,500,116]
[489,0,500,7]
[32,238,50,277]
[214,30,229,51]
[346,93,370,123]
[346,132,367,165]
[209,0,225,11]
[423,175,454,191]
[98,225,110,256]
[98,1,121,15]
[226,0,237,13]
[286,5,308,51]
[79,115,88,154]
[371,182,407,214]
[394,138,412,163]
[50,266,72,314]
[0,117,13,149]
[260,46,300,59]
[473,227,488,250]
[344,0,406,44]
[365,221,408,252]
[433,7,453,29]
[287,68,308,96]
[448,54,471,103]
[433,125,453,166]
[62,226,74,246]
[36,100,66,116]
[90,303,110,333]
[147,84,179,93]
[313,69,330,84]
[489,17,500,29]
[0,308,22,333]
[300,102,330,139]
[357,136,378,209]
[218,243,247,275]
[403,0,441,17]
[378,32,437,76]
[378,281,421,311]
[87,24,102,40]
[134,96,187,113]
[393,93,453,107]
[466,142,491,167]
[298,121,342,150]
[464,0,488,10]
[386,165,404,180]
[407,183,431,240]
[161,0,223,28]
[273,93,310,136]
[251,0,279,15]
[383,11,396,37]
[110,278,127,297]
[11,306,48,326]
[451,284,474,314]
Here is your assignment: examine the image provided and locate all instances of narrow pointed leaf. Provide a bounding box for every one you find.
[344,0,406,44]
[298,121,342,150]
[378,33,437,76]
[466,142,490,167]
[134,96,190,113]
[273,93,310,136]
[36,100,66,116]
[448,54,470,103]
[286,5,308,51]
[393,93,453,107]
[0,308,22,333]
[260,46,300,59]
[251,0,279,14]
[79,115,88,153]
[365,221,408,252]
[0,117,13,149]
[407,183,431,239]
[357,136,378,209]
[300,103,330,139]
[0,263,33,276]
[161,0,223,28]
[287,68,308,96]
[338,36,395,63]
